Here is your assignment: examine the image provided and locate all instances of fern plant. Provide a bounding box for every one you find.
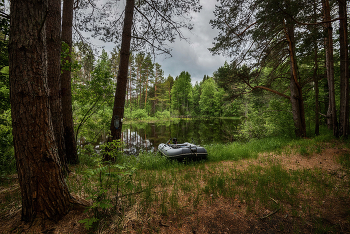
[79,139,136,230]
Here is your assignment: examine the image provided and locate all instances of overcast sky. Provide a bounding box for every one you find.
[156,0,230,85]
[88,0,229,85]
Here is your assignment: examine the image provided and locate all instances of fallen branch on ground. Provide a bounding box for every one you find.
[260,197,281,219]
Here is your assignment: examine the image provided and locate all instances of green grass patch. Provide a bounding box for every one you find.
[339,152,350,170]
[206,136,292,162]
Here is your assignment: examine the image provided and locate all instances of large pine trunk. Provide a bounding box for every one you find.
[312,1,320,136]
[313,46,320,136]
[323,0,338,137]
[285,22,307,138]
[47,0,68,174]
[339,0,349,138]
[9,0,73,222]
[62,0,79,164]
[109,0,135,142]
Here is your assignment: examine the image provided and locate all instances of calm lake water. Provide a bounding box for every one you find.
[114,118,241,155]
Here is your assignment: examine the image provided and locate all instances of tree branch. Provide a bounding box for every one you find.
[225,19,257,39]
[279,6,344,26]
[134,6,160,43]
[254,86,290,99]
[131,35,171,55]
[319,112,329,118]
[73,25,91,46]
[73,0,80,10]
[0,11,10,19]
[143,0,185,39]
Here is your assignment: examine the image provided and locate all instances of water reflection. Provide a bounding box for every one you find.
[122,129,153,155]
[120,118,240,155]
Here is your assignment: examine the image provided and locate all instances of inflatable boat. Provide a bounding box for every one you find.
[158,138,208,160]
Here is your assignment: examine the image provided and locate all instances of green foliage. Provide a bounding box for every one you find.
[206,136,291,162]
[213,62,255,100]
[171,71,193,115]
[237,95,295,140]
[124,108,170,121]
[264,99,295,137]
[0,110,15,175]
[190,82,201,116]
[206,142,256,162]
[78,217,99,230]
[299,146,309,156]
[0,30,9,112]
[114,151,180,171]
[72,50,114,142]
[0,66,9,112]
[61,41,81,73]
[0,37,14,175]
[100,139,125,161]
[154,110,170,119]
[128,108,148,120]
[222,101,240,117]
[79,139,136,231]
[209,0,337,139]
[199,78,224,117]
[78,144,99,167]
[339,153,350,170]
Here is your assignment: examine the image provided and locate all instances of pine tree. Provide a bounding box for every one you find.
[9,0,84,222]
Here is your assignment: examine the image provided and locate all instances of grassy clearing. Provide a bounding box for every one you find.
[205,136,294,162]
[1,133,350,233]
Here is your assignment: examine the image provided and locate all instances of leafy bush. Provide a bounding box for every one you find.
[79,140,136,231]
[237,98,295,140]
[0,110,15,175]
[129,108,148,120]
[78,144,99,167]
[155,110,170,119]
[265,99,295,138]
[170,109,180,117]
[238,109,268,140]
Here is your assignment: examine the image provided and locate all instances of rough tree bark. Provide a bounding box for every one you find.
[109,0,135,142]
[313,45,320,136]
[62,0,79,164]
[339,0,349,138]
[46,0,68,174]
[9,0,79,222]
[323,0,338,137]
[312,1,320,136]
[284,21,307,138]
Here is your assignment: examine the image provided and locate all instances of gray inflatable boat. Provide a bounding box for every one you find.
[158,138,207,160]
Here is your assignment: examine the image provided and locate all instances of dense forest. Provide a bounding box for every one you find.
[0,0,349,230]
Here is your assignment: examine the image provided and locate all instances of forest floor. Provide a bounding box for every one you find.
[1,139,350,233]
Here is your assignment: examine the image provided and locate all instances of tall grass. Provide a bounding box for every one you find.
[76,130,337,174]
[114,152,182,170]
[206,136,293,162]
[2,131,349,233]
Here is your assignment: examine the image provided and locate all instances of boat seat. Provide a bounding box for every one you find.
[168,144,188,149]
